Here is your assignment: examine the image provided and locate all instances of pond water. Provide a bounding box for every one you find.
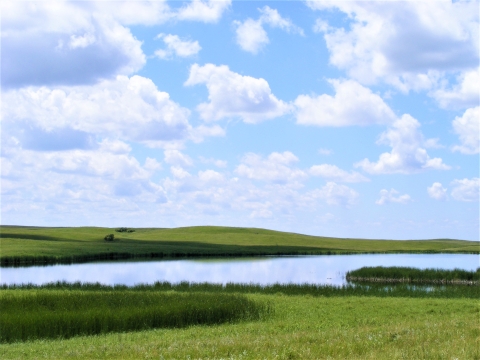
[1,254,478,287]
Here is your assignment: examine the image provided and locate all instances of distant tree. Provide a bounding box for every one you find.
[104,234,115,241]
[115,227,135,233]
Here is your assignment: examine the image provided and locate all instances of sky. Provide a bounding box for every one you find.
[1,0,479,240]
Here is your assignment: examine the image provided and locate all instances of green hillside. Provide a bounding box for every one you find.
[1,225,478,266]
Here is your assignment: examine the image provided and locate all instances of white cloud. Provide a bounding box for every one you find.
[234,18,269,54]
[1,2,146,88]
[199,157,228,168]
[318,148,333,156]
[154,34,201,59]
[427,182,447,201]
[185,63,290,123]
[308,182,359,207]
[433,69,480,109]
[164,150,193,167]
[235,152,306,184]
[1,144,166,207]
[2,75,195,147]
[451,178,479,202]
[294,79,396,126]
[355,114,450,174]
[176,0,231,23]
[1,1,233,89]
[376,189,411,205]
[234,6,303,54]
[198,169,225,184]
[452,107,480,155]
[308,1,479,92]
[309,164,369,183]
[170,166,191,180]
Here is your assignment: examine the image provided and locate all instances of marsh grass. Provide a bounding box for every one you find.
[347,266,480,284]
[0,295,478,359]
[0,290,272,343]
[3,280,479,299]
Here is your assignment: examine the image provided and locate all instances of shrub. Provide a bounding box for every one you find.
[115,227,135,233]
[104,234,115,242]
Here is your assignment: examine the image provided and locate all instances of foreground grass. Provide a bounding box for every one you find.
[0,290,270,343]
[1,294,478,359]
[1,225,478,266]
[347,266,480,284]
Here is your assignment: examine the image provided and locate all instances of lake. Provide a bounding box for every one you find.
[2,254,478,286]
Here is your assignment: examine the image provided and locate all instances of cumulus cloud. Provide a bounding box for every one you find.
[1,2,146,88]
[451,178,479,202]
[451,107,480,155]
[164,150,193,167]
[1,1,232,89]
[185,63,290,123]
[234,6,303,54]
[154,34,201,59]
[199,157,228,168]
[427,182,447,201]
[2,75,194,147]
[355,114,450,174]
[308,182,359,207]
[235,152,306,184]
[433,69,480,110]
[308,1,479,92]
[294,79,397,126]
[176,0,231,23]
[376,189,411,205]
[1,143,166,208]
[309,164,369,183]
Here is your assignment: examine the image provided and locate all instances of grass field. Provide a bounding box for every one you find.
[0,284,478,359]
[1,225,478,266]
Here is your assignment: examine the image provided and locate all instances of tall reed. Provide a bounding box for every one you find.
[0,290,272,343]
[3,280,478,299]
[346,266,480,284]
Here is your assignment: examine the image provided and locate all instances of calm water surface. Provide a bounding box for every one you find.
[1,254,478,286]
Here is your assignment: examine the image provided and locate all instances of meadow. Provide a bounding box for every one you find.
[1,225,478,266]
[1,226,478,358]
[0,283,478,359]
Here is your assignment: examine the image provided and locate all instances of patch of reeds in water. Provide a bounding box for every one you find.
[346,266,480,285]
[0,290,272,343]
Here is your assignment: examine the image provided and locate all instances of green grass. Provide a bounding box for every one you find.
[4,281,479,299]
[0,289,271,343]
[1,225,478,266]
[0,291,478,359]
[347,266,480,284]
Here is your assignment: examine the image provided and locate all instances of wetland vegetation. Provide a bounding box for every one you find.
[0,282,478,359]
[347,266,480,284]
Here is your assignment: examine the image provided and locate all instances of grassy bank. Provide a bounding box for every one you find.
[1,292,477,359]
[3,281,479,299]
[347,266,480,285]
[0,289,271,343]
[1,225,478,266]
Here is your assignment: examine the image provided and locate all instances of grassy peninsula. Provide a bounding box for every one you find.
[1,225,478,266]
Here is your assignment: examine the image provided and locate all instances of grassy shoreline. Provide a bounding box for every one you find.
[1,225,478,266]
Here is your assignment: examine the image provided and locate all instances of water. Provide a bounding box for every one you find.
[1,254,478,287]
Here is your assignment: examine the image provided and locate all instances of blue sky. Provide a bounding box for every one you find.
[1,0,479,240]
